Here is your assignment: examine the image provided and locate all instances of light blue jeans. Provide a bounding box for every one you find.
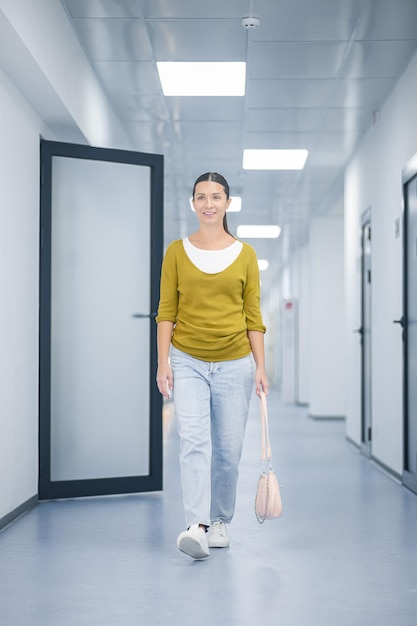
[170,345,255,528]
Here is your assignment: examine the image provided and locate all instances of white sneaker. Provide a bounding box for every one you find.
[207,521,230,548]
[177,524,210,559]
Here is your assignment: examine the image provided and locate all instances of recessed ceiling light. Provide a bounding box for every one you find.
[157,62,246,96]
[228,196,242,212]
[189,196,242,212]
[258,259,269,271]
[243,149,308,170]
[237,225,281,238]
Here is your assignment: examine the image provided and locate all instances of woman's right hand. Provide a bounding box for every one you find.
[156,364,173,399]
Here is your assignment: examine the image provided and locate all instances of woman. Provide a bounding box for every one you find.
[156,172,268,560]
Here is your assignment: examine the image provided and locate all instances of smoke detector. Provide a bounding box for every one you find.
[241,16,260,29]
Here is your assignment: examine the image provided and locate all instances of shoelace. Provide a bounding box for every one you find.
[211,522,226,537]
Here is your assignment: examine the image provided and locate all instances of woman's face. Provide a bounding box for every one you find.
[192,181,231,226]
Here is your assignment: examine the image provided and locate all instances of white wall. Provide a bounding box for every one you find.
[345,48,417,474]
[278,210,345,415]
[281,244,310,405]
[0,1,132,521]
[308,213,346,418]
[263,278,282,391]
[0,69,44,519]
[344,177,363,444]
[292,244,310,405]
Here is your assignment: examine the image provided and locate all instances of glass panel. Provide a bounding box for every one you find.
[406,176,417,473]
[50,157,150,481]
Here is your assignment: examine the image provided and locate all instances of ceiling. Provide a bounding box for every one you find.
[60,0,417,287]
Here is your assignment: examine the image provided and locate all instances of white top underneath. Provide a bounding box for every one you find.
[182,237,243,274]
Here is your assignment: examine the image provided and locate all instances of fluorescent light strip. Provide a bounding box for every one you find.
[258,259,269,271]
[237,225,281,239]
[189,196,242,212]
[228,196,242,212]
[243,149,308,170]
[157,62,246,96]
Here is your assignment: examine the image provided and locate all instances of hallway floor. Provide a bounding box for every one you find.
[1,390,417,625]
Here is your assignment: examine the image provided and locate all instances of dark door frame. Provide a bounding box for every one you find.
[402,152,417,494]
[38,140,164,499]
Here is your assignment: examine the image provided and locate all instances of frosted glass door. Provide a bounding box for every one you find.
[39,141,163,499]
[404,173,417,491]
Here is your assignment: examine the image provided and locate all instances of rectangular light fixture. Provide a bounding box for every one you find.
[157,62,246,96]
[228,196,242,212]
[258,259,269,271]
[189,196,242,212]
[237,225,281,238]
[243,149,308,170]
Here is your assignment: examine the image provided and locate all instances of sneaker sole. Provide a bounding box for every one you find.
[178,536,210,559]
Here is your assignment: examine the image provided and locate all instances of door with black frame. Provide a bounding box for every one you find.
[360,210,372,457]
[39,140,163,499]
[402,153,417,494]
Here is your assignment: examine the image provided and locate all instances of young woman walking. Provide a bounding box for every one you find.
[156,172,269,559]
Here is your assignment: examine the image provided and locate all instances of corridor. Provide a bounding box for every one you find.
[0,389,416,626]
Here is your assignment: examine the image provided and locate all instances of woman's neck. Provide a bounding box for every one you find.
[188,227,235,250]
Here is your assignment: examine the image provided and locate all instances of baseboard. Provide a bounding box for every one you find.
[309,414,345,421]
[370,457,402,484]
[346,441,405,486]
[403,470,417,495]
[0,495,39,533]
[346,436,360,451]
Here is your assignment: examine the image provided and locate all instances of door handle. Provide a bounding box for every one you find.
[393,317,404,327]
[353,327,363,335]
[132,312,157,318]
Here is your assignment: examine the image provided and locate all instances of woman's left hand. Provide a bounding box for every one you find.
[255,368,269,397]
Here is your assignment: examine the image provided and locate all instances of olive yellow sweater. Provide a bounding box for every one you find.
[156,239,266,361]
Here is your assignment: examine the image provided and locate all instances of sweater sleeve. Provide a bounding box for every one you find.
[242,244,266,333]
[155,242,179,324]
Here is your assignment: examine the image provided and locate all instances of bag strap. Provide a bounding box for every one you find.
[259,391,272,462]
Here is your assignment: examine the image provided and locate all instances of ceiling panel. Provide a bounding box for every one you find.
[248,42,348,79]
[252,0,363,41]
[242,131,315,150]
[139,0,249,19]
[305,132,361,165]
[93,60,161,97]
[180,121,242,143]
[146,20,247,60]
[64,0,144,18]
[164,97,244,122]
[124,96,169,121]
[355,0,417,40]
[327,77,395,108]
[127,121,175,145]
[182,147,243,166]
[245,108,322,133]
[341,40,417,78]
[318,107,371,133]
[72,18,153,60]
[245,79,333,108]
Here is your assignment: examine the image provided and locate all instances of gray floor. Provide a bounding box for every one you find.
[1,390,417,626]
